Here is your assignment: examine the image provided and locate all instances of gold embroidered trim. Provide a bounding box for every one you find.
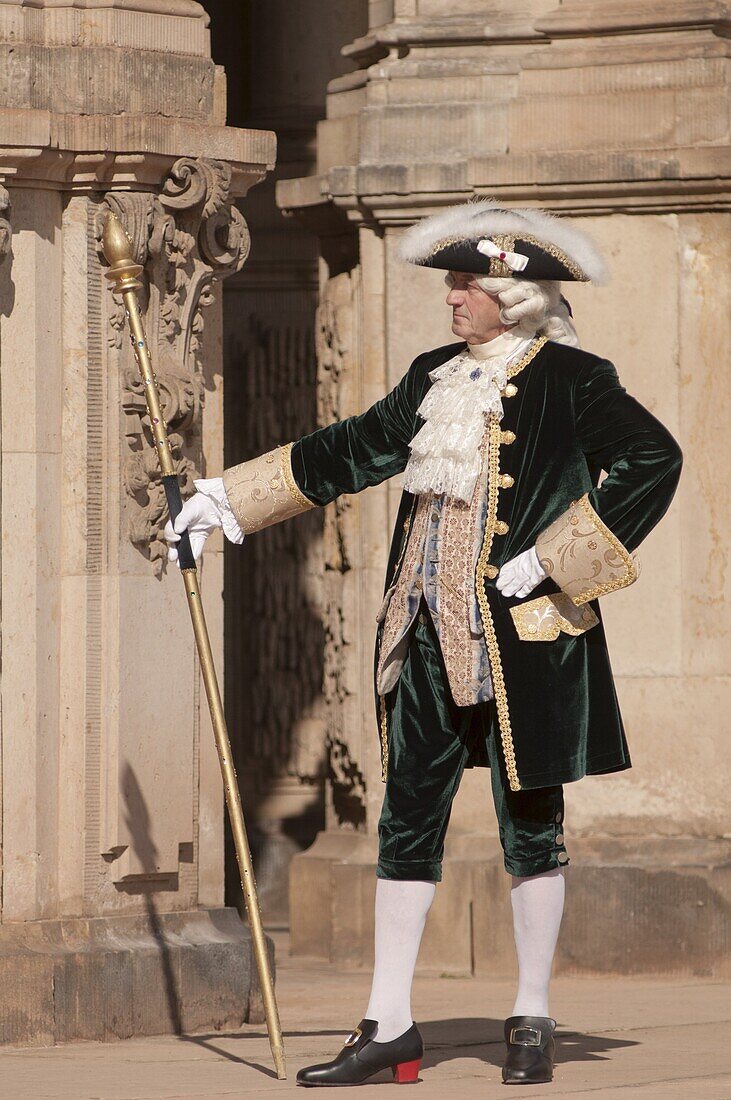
[510,593,599,641]
[424,225,587,280]
[488,234,516,278]
[376,496,431,692]
[535,492,640,606]
[574,495,639,601]
[508,335,547,379]
[379,694,389,783]
[393,510,416,581]
[475,414,521,793]
[377,512,417,624]
[510,233,587,281]
[280,441,314,511]
[470,334,546,792]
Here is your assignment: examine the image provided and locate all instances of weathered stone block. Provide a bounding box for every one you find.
[0,909,269,1047]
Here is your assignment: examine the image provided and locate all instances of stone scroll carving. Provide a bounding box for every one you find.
[316,272,368,825]
[95,158,251,572]
[0,185,11,263]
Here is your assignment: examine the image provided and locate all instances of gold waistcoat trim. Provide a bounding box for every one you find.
[378,508,416,782]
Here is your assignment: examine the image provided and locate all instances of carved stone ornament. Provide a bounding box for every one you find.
[95,158,251,572]
[0,185,11,263]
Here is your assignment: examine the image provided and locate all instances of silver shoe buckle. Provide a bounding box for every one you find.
[344,1027,362,1047]
[509,1025,542,1047]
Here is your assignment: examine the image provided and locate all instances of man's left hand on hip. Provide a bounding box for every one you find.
[496,546,547,599]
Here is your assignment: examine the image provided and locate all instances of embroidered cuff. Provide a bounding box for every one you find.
[510,593,599,641]
[193,477,246,545]
[222,442,316,535]
[535,492,640,605]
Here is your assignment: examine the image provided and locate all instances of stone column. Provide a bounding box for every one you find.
[278,0,731,977]
[0,0,275,1044]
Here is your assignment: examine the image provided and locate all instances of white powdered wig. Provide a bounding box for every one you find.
[398,200,609,285]
[476,276,580,348]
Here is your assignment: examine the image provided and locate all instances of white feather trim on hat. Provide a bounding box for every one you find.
[397,200,609,285]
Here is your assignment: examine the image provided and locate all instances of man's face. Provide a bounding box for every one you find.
[445,270,506,344]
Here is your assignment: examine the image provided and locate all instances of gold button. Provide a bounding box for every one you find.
[569,515,579,525]
[500,430,516,445]
[504,383,518,397]
[431,511,440,522]
[557,851,569,864]
[485,564,499,580]
[555,832,565,845]
[495,520,509,535]
[499,474,514,489]
[527,624,538,635]
[555,811,563,824]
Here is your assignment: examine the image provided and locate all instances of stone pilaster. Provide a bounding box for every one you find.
[0,0,276,1044]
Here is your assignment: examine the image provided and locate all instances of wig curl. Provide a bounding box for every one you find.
[475,276,579,348]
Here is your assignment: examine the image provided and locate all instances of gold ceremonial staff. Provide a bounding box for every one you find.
[101,213,286,1081]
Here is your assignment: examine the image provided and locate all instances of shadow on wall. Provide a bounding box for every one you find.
[223,318,327,924]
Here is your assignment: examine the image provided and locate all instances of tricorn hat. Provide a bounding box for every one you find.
[397,200,608,284]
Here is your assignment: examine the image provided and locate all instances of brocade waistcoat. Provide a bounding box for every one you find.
[376,425,494,707]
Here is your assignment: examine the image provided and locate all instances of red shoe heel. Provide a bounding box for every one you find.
[392,1058,421,1083]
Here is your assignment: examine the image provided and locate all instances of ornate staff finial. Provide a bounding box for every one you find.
[101,212,144,293]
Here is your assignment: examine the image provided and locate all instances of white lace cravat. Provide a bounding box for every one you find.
[403,328,536,503]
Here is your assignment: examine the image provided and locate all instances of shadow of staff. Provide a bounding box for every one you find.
[122,764,281,1075]
[162,1016,639,1080]
[121,764,182,1034]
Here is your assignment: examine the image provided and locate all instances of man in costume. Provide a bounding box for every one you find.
[165,203,682,1086]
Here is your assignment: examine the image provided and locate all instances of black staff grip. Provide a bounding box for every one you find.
[163,475,197,571]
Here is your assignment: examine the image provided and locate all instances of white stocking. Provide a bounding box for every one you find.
[510,867,565,1018]
[365,879,436,1042]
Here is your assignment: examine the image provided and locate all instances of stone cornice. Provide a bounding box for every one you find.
[277,145,731,223]
[342,13,549,65]
[535,0,731,38]
[0,0,210,54]
[0,110,276,194]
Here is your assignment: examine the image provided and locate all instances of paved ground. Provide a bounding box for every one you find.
[1,929,730,1100]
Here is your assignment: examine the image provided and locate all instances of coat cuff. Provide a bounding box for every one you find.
[222,442,316,534]
[535,492,640,605]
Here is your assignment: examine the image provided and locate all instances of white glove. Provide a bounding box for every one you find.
[495,545,547,599]
[164,477,244,566]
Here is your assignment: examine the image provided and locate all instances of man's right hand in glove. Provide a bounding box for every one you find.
[163,477,245,566]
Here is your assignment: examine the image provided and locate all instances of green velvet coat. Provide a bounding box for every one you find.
[290,339,682,790]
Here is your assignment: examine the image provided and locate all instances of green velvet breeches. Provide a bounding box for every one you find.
[377,601,569,881]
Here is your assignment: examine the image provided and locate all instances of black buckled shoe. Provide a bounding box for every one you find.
[296,1018,423,1087]
[502,1015,556,1085]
